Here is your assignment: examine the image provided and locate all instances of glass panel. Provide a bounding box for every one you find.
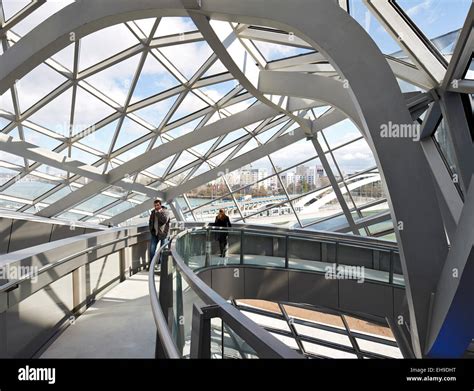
[338,243,389,283]
[23,127,62,150]
[27,89,73,136]
[0,198,25,211]
[253,40,314,62]
[131,56,179,104]
[347,173,385,208]
[208,228,241,266]
[0,167,18,186]
[397,0,471,57]
[56,211,84,221]
[269,138,317,172]
[242,231,286,267]
[169,93,208,123]
[79,23,139,70]
[41,186,72,204]
[304,213,348,231]
[113,117,151,151]
[349,0,409,57]
[2,0,30,21]
[222,323,258,359]
[433,117,458,177]
[171,266,206,358]
[51,43,74,72]
[330,138,375,175]
[465,59,474,80]
[198,80,239,104]
[16,63,67,112]
[133,96,178,127]
[160,41,213,80]
[74,193,117,213]
[176,230,206,269]
[288,236,331,272]
[101,200,135,217]
[155,17,198,37]
[323,119,361,149]
[392,252,405,286]
[73,86,116,134]
[2,174,57,200]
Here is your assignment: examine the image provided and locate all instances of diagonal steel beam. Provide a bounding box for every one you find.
[0,133,164,200]
[426,175,474,357]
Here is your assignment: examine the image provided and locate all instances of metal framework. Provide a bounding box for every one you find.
[0,0,473,357]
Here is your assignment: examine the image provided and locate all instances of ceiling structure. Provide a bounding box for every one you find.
[0,0,471,240]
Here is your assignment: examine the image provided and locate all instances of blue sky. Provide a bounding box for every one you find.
[349,0,471,54]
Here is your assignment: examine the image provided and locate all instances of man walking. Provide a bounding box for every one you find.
[149,199,170,268]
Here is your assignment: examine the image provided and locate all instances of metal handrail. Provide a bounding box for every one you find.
[0,228,147,293]
[148,235,180,359]
[195,224,399,253]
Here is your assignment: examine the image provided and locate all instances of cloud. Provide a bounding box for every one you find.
[332,139,375,172]
[402,0,439,25]
[404,0,434,17]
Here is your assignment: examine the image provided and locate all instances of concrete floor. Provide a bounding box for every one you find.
[41,271,159,358]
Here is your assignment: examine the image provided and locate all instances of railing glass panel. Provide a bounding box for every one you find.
[174,227,403,287]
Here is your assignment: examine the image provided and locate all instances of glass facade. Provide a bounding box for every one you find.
[0,1,468,242]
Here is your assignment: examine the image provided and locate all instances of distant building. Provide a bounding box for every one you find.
[240,165,268,189]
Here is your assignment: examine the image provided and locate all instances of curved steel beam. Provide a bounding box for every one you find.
[258,70,364,130]
[196,0,447,357]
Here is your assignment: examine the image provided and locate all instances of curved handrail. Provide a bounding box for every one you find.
[200,224,399,252]
[148,235,180,359]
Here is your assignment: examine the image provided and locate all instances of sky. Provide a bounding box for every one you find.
[349,0,471,55]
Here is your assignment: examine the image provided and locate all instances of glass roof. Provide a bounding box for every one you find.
[0,0,470,239]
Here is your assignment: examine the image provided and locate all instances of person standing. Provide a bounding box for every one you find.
[149,199,170,266]
[214,208,232,257]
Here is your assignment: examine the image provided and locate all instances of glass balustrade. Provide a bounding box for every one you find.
[174,227,404,286]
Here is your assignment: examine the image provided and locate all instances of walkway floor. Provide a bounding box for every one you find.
[41,271,158,358]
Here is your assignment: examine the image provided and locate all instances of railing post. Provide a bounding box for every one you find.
[190,304,220,358]
[155,329,166,358]
[389,250,394,284]
[158,248,172,326]
[240,230,244,265]
[285,235,289,269]
[205,227,211,267]
[72,266,87,315]
[156,247,173,358]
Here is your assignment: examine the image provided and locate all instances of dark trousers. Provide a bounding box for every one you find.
[150,235,166,264]
[218,239,227,257]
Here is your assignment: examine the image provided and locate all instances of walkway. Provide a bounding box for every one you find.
[41,271,158,358]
